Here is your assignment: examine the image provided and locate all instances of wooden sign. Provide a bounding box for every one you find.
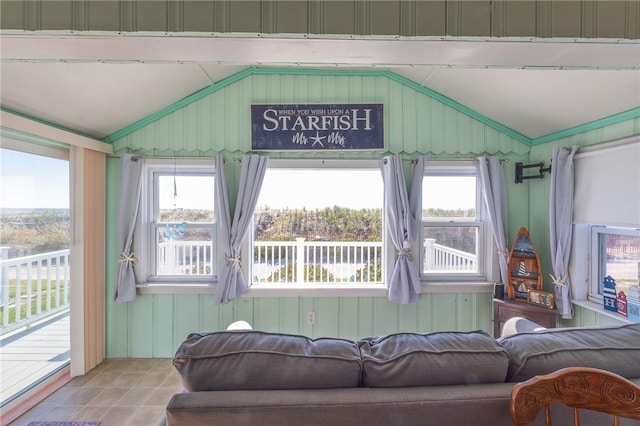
[251,103,384,151]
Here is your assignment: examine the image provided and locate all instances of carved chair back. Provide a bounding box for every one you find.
[510,367,640,426]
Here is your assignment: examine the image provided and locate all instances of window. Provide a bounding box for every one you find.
[589,226,640,300]
[137,159,217,284]
[251,160,384,286]
[420,162,485,280]
[570,137,640,307]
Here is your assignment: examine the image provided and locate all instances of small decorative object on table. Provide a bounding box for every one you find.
[617,291,628,317]
[628,285,640,322]
[494,283,505,300]
[602,275,618,313]
[527,289,555,309]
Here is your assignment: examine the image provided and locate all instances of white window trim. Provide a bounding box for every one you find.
[137,281,496,297]
[135,157,221,289]
[570,224,639,324]
[590,226,640,299]
[570,135,640,320]
[418,160,494,284]
[244,158,388,293]
[139,157,498,297]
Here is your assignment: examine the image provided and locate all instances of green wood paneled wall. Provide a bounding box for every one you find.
[2,0,639,39]
[112,73,529,157]
[528,117,640,328]
[105,260,493,357]
[567,305,629,328]
[104,71,639,357]
[105,71,527,357]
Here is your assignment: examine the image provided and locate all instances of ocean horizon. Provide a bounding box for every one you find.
[0,208,70,215]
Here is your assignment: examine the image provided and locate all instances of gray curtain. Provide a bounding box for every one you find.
[215,154,268,305]
[115,154,144,303]
[380,155,424,304]
[477,157,509,284]
[550,146,579,319]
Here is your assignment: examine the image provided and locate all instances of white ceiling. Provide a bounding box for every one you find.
[1,34,639,142]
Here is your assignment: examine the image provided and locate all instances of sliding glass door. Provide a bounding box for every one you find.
[0,144,71,407]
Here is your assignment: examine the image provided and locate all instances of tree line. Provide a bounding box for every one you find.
[254,206,382,242]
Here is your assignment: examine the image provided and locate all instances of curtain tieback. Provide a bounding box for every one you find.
[550,274,566,287]
[498,250,508,258]
[397,249,413,259]
[119,251,138,266]
[226,255,241,266]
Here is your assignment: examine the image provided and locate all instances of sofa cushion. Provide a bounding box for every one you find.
[173,330,362,391]
[357,330,509,387]
[499,322,640,382]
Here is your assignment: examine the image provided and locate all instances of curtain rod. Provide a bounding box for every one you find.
[417,157,509,163]
[107,153,508,164]
[106,154,215,159]
[575,134,640,157]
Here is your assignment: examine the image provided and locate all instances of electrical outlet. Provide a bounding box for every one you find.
[307,311,316,325]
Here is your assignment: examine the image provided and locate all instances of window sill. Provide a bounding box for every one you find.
[137,282,389,297]
[572,299,637,324]
[248,284,388,297]
[137,281,495,297]
[138,283,216,295]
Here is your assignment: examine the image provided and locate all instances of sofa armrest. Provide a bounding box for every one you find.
[500,317,546,338]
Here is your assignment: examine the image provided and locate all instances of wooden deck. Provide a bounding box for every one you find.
[0,311,70,406]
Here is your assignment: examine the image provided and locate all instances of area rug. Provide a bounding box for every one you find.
[28,422,100,426]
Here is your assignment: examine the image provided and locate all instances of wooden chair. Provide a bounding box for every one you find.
[510,367,640,426]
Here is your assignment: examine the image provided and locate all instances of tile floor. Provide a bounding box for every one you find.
[10,358,181,426]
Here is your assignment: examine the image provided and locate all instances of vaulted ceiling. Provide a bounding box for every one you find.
[1,34,639,145]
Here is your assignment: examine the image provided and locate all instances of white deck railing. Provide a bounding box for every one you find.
[156,238,477,282]
[424,238,477,272]
[157,240,214,275]
[0,239,475,334]
[0,249,70,334]
[254,238,383,284]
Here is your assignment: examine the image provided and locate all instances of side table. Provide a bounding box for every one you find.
[493,298,557,338]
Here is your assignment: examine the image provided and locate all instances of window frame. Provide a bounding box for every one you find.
[135,158,220,286]
[569,136,640,319]
[418,161,491,283]
[136,157,498,296]
[588,225,640,302]
[245,158,388,290]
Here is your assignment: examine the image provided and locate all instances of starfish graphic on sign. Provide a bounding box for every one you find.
[310,131,326,147]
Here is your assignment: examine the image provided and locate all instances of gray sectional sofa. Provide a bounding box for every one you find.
[163,320,640,426]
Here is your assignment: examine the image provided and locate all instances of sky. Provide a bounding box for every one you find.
[156,169,383,211]
[0,148,70,209]
[257,169,383,210]
[257,169,476,211]
[423,176,476,211]
[159,175,215,210]
[0,148,476,211]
